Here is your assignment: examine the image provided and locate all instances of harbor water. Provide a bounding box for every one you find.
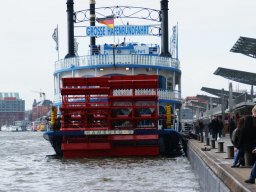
[0,132,200,192]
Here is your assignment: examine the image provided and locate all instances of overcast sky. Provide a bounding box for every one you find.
[1,0,256,110]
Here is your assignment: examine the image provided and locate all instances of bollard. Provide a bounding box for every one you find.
[217,141,224,153]
[226,145,234,158]
[245,151,254,166]
[200,135,204,143]
[206,137,210,146]
[211,139,216,149]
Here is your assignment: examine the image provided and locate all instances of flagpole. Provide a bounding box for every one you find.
[113,15,116,68]
[176,22,178,60]
[113,29,116,68]
[57,24,60,60]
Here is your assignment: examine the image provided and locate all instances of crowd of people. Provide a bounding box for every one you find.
[234,105,256,184]
[194,105,256,184]
[208,116,224,140]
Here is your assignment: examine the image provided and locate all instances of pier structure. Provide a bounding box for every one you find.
[187,133,256,191]
[184,36,256,191]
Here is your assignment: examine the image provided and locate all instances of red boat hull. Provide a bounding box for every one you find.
[62,145,159,158]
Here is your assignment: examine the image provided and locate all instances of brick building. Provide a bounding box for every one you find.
[32,99,53,121]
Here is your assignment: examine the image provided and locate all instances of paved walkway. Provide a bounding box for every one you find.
[188,134,256,191]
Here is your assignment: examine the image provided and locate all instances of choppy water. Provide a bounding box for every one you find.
[0,132,200,192]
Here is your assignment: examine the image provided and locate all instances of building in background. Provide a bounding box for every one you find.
[32,99,53,121]
[0,92,25,126]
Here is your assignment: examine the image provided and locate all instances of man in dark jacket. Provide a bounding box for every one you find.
[229,117,236,139]
[243,105,256,184]
[211,116,219,140]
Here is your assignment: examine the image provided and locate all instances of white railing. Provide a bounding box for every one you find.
[113,89,133,96]
[158,89,181,100]
[54,89,181,103]
[55,54,180,71]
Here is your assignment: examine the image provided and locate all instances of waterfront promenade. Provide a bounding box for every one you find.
[187,135,256,191]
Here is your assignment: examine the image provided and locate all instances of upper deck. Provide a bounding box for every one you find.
[54,43,180,72]
[55,54,180,72]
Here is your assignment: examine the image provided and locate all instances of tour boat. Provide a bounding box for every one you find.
[43,0,183,158]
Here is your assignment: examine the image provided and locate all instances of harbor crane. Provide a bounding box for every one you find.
[31,90,46,102]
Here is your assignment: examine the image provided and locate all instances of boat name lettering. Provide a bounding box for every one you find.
[86,25,150,37]
[84,130,134,135]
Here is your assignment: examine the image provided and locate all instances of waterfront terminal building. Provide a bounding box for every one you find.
[0,92,25,127]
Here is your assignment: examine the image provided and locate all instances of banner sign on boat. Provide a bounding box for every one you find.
[86,25,150,37]
[166,104,172,128]
[84,130,134,135]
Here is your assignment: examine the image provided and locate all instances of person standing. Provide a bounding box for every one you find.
[218,116,224,138]
[229,117,236,139]
[199,120,204,138]
[211,116,219,140]
[243,105,256,184]
[208,120,212,137]
[231,117,245,168]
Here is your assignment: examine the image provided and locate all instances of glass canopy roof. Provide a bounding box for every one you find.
[230,36,256,58]
[214,67,256,85]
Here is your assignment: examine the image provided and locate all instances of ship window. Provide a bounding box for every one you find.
[158,76,166,89]
[167,77,173,90]
[159,106,166,114]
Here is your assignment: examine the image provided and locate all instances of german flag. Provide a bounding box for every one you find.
[96,15,114,28]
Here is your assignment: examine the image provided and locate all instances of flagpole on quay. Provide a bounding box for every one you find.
[57,24,59,60]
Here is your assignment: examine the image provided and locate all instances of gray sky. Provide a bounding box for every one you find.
[1,0,255,110]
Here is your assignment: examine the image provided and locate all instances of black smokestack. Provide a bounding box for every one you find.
[90,0,96,51]
[160,0,171,57]
[65,0,75,58]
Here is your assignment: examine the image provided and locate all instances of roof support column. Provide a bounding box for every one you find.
[221,88,225,137]
[229,82,233,118]
[251,85,254,102]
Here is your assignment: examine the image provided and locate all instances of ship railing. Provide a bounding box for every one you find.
[113,89,133,96]
[54,89,181,103]
[113,89,157,96]
[158,89,181,100]
[55,54,180,71]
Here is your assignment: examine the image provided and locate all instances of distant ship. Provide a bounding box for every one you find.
[44,0,183,158]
